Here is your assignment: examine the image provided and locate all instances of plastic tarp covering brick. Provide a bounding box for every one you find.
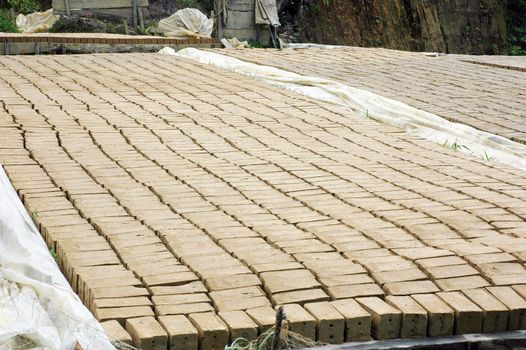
[160,47,526,172]
[255,0,280,26]
[0,165,114,350]
[158,8,213,38]
[16,9,58,33]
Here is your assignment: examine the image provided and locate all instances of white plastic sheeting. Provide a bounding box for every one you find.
[16,9,58,33]
[221,37,249,49]
[0,165,114,350]
[158,8,213,38]
[160,47,526,172]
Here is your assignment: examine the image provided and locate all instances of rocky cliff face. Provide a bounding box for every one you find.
[297,0,507,54]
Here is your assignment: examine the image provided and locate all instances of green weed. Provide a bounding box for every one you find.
[49,248,59,263]
[0,9,17,32]
[481,150,494,161]
[442,140,469,152]
[2,0,41,14]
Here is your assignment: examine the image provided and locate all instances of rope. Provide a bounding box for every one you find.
[224,326,323,350]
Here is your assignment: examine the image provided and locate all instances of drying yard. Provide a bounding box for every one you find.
[1,49,526,348]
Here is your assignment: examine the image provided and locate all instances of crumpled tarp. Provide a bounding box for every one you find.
[158,8,213,38]
[255,0,280,26]
[161,47,526,172]
[16,9,58,33]
[0,165,114,350]
[221,37,249,49]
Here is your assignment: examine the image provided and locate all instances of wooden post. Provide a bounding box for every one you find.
[10,8,15,22]
[271,306,285,350]
[64,0,71,15]
[123,19,129,35]
[132,0,138,29]
[138,7,144,30]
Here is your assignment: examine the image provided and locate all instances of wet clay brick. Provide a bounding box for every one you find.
[158,315,199,350]
[356,297,401,340]
[189,312,229,350]
[330,299,372,341]
[437,292,483,334]
[126,316,168,350]
[304,301,345,343]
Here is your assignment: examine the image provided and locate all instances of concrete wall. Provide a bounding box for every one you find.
[218,0,269,42]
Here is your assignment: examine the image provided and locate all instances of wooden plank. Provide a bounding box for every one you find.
[53,0,148,10]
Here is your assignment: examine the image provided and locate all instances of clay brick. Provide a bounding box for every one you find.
[158,315,199,350]
[280,304,316,340]
[272,288,329,305]
[150,281,208,295]
[126,316,168,350]
[94,306,155,325]
[373,268,427,285]
[189,312,229,350]
[206,274,261,291]
[416,256,466,268]
[465,253,516,265]
[358,255,414,272]
[219,311,258,342]
[156,303,215,316]
[152,293,210,306]
[385,296,427,338]
[246,307,276,334]
[384,280,439,295]
[412,294,454,337]
[356,297,401,340]
[92,296,152,311]
[393,247,452,260]
[512,285,526,300]
[463,289,509,333]
[304,302,345,343]
[327,284,384,299]
[90,286,149,306]
[260,270,320,293]
[251,261,305,274]
[435,275,490,291]
[210,286,271,311]
[487,286,526,330]
[427,265,479,279]
[100,320,132,345]
[303,260,366,277]
[143,271,199,287]
[437,292,483,334]
[330,299,371,341]
[216,297,271,312]
[319,274,374,287]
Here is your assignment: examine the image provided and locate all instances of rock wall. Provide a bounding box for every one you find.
[299,0,507,54]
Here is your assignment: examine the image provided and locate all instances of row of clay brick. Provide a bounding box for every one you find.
[101,287,526,350]
[0,33,218,45]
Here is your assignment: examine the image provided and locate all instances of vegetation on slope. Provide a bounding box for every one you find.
[507,0,526,55]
